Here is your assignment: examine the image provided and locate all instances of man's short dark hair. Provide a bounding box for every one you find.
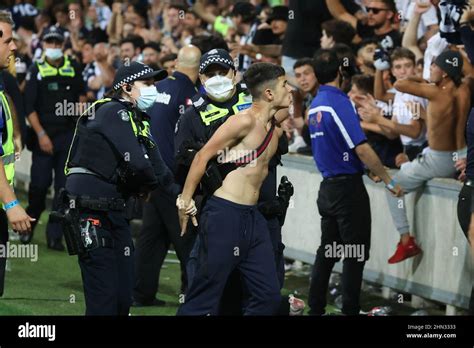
[230,2,257,24]
[160,53,177,66]
[143,42,161,54]
[191,34,229,54]
[313,49,340,85]
[357,38,379,52]
[351,74,375,95]
[293,58,315,71]
[377,0,397,13]
[120,35,144,50]
[321,19,356,47]
[243,62,285,99]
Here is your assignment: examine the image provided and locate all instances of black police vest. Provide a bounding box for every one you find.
[192,83,252,140]
[66,98,151,183]
[34,56,79,129]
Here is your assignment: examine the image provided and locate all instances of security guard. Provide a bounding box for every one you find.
[61,61,176,316]
[22,26,86,250]
[307,50,401,315]
[175,49,298,315]
[133,45,200,306]
[0,10,34,297]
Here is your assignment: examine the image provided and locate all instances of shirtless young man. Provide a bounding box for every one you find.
[176,63,292,315]
[385,50,471,264]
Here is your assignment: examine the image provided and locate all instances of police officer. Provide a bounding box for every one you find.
[22,26,86,249]
[62,61,177,316]
[174,49,299,315]
[307,49,402,315]
[0,10,34,297]
[456,85,474,315]
[133,45,200,306]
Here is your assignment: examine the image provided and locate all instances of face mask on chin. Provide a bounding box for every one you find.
[204,74,235,102]
[44,48,63,60]
[136,85,158,112]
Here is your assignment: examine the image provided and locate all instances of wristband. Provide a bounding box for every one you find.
[37,130,46,138]
[4,199,19,210]
[386,179,396,191]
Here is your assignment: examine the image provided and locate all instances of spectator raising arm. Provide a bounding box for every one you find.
[394,76,438,100]
[402,1,427,62]
[325,0,358,29]
[192,0,217,26]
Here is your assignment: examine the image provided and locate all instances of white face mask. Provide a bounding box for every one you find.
[136,85,158,112]
[44,48,62,60]
[204,75,235,102]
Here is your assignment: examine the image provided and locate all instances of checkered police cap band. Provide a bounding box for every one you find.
[113,67,154,91]
[199,56,235,74]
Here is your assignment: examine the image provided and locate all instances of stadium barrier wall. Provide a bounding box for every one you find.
[15,150,473,309]
[279,154,473,310]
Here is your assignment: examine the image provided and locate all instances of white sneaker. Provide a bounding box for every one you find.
[289,135,305,153]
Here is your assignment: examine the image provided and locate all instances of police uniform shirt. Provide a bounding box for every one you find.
[0,111,4,157]
[24,55,86,137]
[174,82,252,150]
[67,99,157,199]
[148,71,197,170]
[0,77,4,157]
[308,85,367,178]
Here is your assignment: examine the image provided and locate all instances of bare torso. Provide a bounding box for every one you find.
[214,112,281,205]
[426,84,458,151]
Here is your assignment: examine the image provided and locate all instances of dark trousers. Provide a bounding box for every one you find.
[26,130,73,243]
[78,210,134,316]
[456,184,474,315]
[178,196,281,315]
[219,217,288,315]
[134,188,196,302]
[308,175,371,315]
[0,209,8,297]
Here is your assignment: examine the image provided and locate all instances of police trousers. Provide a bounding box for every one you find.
[456,183,474,315]
[26,130,73,243]
[134,187,196,302]
[177,196,281,316]
[308,174,371,315]
[0,209,8,297]
[78,210,134,316]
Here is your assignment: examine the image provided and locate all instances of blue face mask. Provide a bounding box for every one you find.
[136,85,158,112]
[44,48,62,60]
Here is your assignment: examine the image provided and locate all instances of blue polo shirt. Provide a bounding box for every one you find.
[148,71,197,170]
[308,85,367,178]
[465,107,474,181]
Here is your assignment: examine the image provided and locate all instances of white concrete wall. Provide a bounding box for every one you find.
[279,154,473,309]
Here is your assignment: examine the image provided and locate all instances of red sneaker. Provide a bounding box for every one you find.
[388,236,422,264]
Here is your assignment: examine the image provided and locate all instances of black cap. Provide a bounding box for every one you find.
[42,26,65,42]
[199,48,235,74]
[113,61,168,91]
[434,50,464,80]
[267,6,289,23]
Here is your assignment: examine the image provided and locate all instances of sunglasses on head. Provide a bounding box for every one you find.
[366,7,390,14]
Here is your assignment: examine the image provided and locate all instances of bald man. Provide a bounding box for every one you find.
[133,45,201,307]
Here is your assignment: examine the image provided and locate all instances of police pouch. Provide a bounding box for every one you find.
[201,160,224,196]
